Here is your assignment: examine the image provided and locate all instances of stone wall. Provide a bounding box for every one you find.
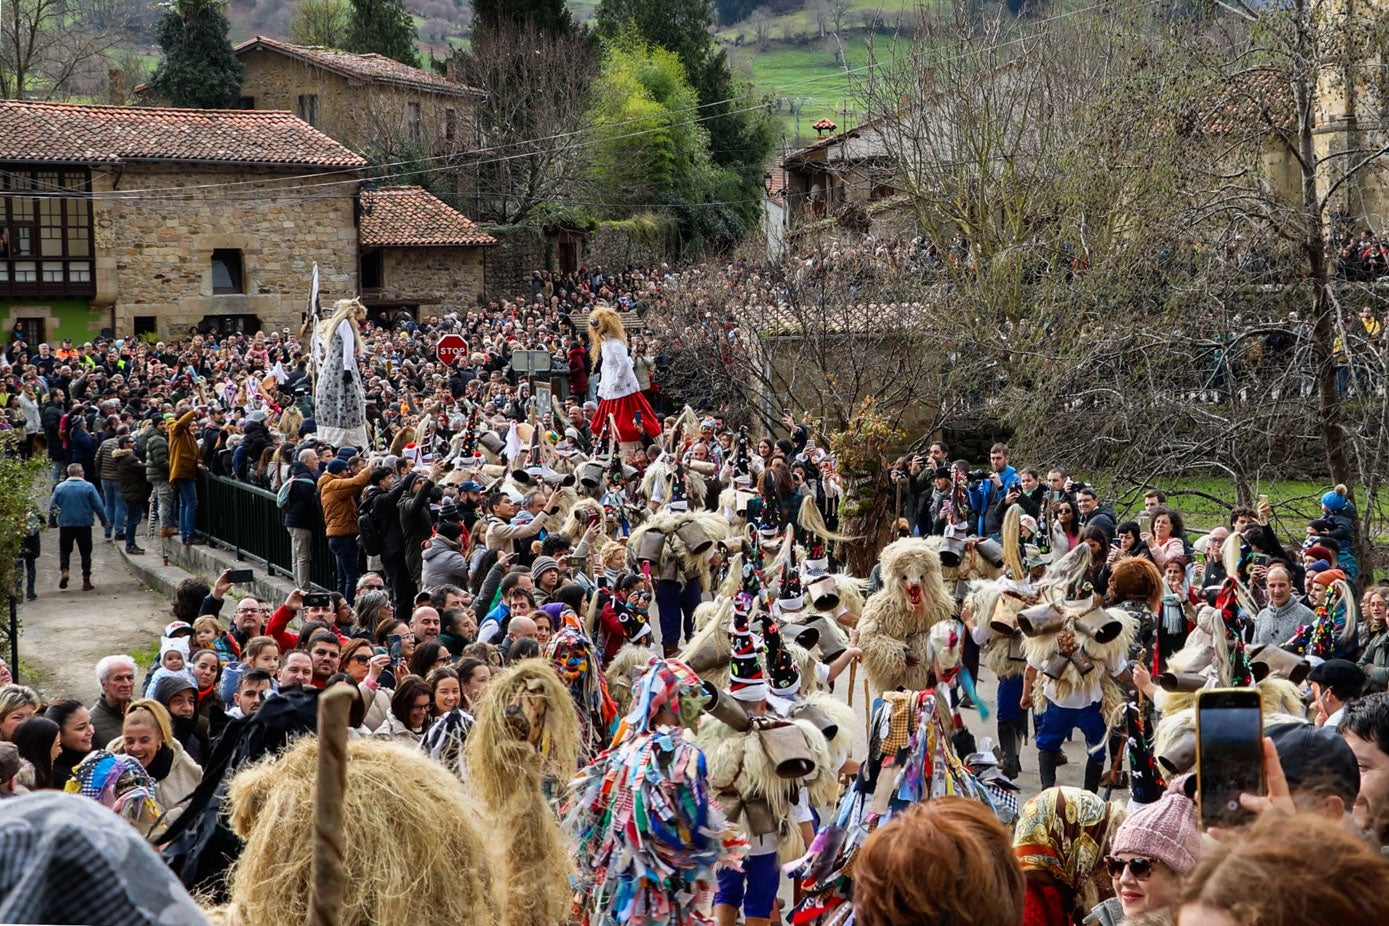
[93,165,358,337]
[236,48,477,159]
[375,246,487,312]
[482,225,551,298]
[585,218,676,270]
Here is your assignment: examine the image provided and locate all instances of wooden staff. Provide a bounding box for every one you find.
[307,684,354,926]
[847,659,857,707]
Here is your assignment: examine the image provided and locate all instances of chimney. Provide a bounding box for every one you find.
[108,69,125,106]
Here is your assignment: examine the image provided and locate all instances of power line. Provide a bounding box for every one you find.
[0,0,1165,209]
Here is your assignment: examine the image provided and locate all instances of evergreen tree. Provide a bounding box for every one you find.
[345,0,421,67]
[596,0,774,235]
[471,0,574,39]
[148,0,244,109]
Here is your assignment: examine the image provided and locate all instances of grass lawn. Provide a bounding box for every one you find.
[730,32,888,141]
[1096,475,1387,542]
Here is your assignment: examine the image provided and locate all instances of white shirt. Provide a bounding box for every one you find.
[596,337,641,400]
[1028,651,1128,710]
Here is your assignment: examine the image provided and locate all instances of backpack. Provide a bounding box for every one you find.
[277,476,312,510]
[357,490,385,556]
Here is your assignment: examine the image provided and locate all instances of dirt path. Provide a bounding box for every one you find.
[17,531,168,704]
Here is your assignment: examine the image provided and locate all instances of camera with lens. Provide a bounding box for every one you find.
[966,469,990,484]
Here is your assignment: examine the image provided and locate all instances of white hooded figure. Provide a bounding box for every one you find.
[313,298,369,449]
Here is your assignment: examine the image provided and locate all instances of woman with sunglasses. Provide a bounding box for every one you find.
[339,638,394,731]
[1088,786,1200,926]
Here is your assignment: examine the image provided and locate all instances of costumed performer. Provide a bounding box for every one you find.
[588,304,660,450]
[313,298,369,450]
[566,657,746,926]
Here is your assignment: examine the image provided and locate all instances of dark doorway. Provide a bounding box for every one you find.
[197,314,262,336]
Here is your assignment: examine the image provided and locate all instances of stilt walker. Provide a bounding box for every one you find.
[588,304,660,453]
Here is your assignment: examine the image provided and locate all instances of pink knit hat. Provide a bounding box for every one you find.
[1109,787,1201,876]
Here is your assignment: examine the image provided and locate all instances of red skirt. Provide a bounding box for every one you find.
[593,392,660,443]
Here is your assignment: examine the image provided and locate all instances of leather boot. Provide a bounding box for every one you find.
[662,642,679,659]
[59,569,69,590]
[1038,749,1060,789]
[1084,755,1106,793]
[998,717,1023,779]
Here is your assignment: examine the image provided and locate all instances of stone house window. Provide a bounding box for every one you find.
[408,102,421,142]
[298,94,318,127]
[360,250,383,291]
[211,249,244,295]
[445,108,456,143]
[238,96,255,109]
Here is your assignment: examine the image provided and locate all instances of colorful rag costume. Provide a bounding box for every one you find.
[547,623,619,762]
[791,686,1007,926]
[566,658,745,926]
[63,749,159,828]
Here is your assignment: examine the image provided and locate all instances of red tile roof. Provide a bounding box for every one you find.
[359,186,496,247]
[236,36,483,98]
[0,100,367,168]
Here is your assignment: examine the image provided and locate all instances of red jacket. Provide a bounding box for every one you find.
[266,604,349,652]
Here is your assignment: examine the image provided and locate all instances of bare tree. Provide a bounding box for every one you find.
[749,8,772,52]
[449,27,598,225]
[0,0,137,100]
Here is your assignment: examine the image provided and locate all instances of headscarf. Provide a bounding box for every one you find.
[1012,786,1118,891]
[0,792,207,925]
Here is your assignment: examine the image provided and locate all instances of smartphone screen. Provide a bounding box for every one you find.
[1196,688,1264,829]
[387,634,403,664]
[227,568,254,584]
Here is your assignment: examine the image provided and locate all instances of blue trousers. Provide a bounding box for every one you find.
[123,501,146,550]
[715,850,779,918]
[101,479,126,537]
[328,535,359,603]
[655,577,701,647]
[1035,700,1108,758]
[174,478,197,542]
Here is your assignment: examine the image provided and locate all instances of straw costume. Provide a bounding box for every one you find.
[566,658,746,926]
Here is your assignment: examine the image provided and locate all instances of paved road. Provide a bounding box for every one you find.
[17,530,168,703]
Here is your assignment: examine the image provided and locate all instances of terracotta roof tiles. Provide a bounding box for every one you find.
[0,100,367,168]
[236,37,483,98]
[359,186,496,247]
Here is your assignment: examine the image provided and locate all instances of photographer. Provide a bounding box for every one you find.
[966,443,1020,541]
[890,452,932,534]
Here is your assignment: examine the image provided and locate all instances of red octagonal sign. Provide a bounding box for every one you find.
[436,333,469,366]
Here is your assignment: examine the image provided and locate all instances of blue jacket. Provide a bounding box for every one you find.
[967,464,1019,537]
[50,476,107,528]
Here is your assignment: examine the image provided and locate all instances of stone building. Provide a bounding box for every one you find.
[0,100,366,341]
[358,185,495,315]
[232,36,482,162]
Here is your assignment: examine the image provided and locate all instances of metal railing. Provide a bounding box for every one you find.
[195,472,338,591]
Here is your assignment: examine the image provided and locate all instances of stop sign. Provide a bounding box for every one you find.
[436,333,469,366]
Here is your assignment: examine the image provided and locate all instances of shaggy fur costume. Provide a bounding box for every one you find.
[696,712,839,863]
[1020,604,1137,726]
[857,538,956,696]
[604,642,662,715]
